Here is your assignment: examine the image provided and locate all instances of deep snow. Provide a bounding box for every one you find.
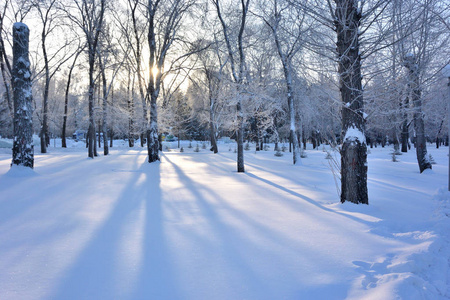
[0,139,449,299]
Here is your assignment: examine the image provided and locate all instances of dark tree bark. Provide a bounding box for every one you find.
[335,0,368,204]
[127,70,135,147]
[403,54,431,173]
[401,116,409,152]
[62,49,81,148]
[99,54,108,156]
[146,2,160,163]
[209,119,218,153]
[264,1,303,165]
[214,0,249,172]
[83,0,105,159]
[11,23,33,168]
[128,0,148,148]
[0,3,13,129]
[39,20,50,154]
[205,69,218,153]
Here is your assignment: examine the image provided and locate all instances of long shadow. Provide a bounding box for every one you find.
[162,154,357,299]
[163,154,271,298]
[49,154,178,299]
[243,172,377,226]
[368,177,431,197]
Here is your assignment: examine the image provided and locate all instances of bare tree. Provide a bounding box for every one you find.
[259,0,311,165]
[32,0,77,153]
[61,46,83,148]
[0,0,32,137]
[213,0,251,172]
[126,0,148,147]
[403,54,432,172]
[0,1,13,121]
[68,0,106,158]
[144,0,195,163]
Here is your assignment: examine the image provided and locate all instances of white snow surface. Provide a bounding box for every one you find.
[0,140,449,300]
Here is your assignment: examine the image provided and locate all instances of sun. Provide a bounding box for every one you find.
[151,65,159,77]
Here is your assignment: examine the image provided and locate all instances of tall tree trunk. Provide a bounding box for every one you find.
[128,71,135,147]
[0,41,12,119]
[109,89,114,148]
[404,54,431,173]
[214,0,249,172]
[12,23,33,168]
[282,60,300,164]
[87,50,95,158]
[335,0,368,204]
[237,101,244,172]
[208,72,218,153]
[129,0,147,148]
[99,55,108,156]
[62,50,81,148]
[147,4,160,163]
[40,28,50,154]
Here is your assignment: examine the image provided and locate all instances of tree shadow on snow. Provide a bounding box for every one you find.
[49,156,181,299]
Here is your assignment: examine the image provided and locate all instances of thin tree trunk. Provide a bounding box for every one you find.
[87,53,95,158]
[0,44,12,119]
[404,54,431,173]
[208,72,218,153]
[62,50,81,148]
[128,71,135,147]
[109,89,114,148]
[237,101,244,172]
[214,0,249,172]
[40,29,50,154]
[99,55,108,156]
[280,52,300,164]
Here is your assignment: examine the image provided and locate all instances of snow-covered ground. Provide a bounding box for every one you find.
[0,139,449,300]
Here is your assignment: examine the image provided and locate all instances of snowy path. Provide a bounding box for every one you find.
[0,145,448,299]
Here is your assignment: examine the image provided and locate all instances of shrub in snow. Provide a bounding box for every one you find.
[180,147,184,152]
[244,142,250,150]
[188,142,193,148]
[281,144,287,152]
[264,145,270,151]
[274,150,283,157]
[428,154,436,164]
[202,143,206,149]
[391,152,399,162]
[393,148,402,155]
[194,144,200,152]
[300,149,307,158]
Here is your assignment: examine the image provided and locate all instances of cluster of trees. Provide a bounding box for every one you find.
[1,0,449,204]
